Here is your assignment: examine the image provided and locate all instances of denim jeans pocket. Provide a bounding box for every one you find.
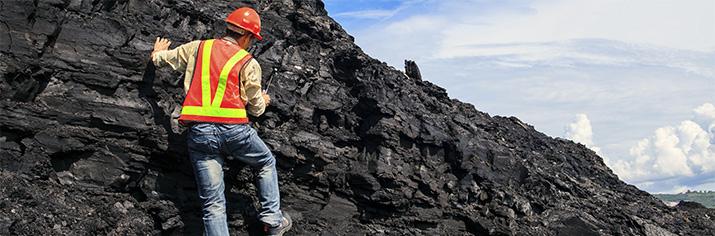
[224,125,251,143]
[187,133,219,155]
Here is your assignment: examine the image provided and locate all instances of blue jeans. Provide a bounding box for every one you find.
[186,123,284,236]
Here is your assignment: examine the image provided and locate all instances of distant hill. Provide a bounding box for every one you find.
[654,191,715,208]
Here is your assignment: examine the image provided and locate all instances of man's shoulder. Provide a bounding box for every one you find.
[187,40,202,47]
[243,57,260,73]
[247,57,259,66]
[174,40,201,53]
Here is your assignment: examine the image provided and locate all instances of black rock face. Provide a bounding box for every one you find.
[1,0,714,235]
[404,60,421,81]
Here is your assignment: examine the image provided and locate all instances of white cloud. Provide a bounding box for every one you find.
[694,103,715,128]
[565,114,602,156]
[438,0,715,57]
[350,0,715,67]
[334,9,397,19]
[434,40,715,78]
[328,0,432,21]
[612,103,715,192]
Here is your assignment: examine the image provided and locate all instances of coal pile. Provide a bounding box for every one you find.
[1,0,714,235]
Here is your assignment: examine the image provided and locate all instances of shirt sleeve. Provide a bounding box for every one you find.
[151,40,200,72]
[242,59,266,117]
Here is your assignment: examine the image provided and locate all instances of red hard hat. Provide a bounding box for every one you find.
[226,7,263,40]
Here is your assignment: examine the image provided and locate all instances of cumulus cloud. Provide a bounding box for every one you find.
[565,114,602,156]
[612,103,715,192]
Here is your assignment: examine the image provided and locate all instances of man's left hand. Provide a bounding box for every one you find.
[262,90,271,106]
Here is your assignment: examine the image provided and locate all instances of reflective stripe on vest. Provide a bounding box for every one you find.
[180,39,251,121]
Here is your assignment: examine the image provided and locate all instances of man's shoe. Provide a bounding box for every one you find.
[264,212,292,236]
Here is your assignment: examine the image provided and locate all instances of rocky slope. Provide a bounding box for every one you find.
[1,0,714,235]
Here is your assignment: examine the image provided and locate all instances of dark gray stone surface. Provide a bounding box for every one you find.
[404,60,421,81]
[1,0,714,235]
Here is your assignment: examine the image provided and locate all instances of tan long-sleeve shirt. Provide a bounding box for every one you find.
[151,39,266,116]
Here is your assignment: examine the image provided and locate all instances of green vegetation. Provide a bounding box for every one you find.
[654,190,715,208]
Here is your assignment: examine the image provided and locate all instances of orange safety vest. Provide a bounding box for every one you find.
[178,39,253,124]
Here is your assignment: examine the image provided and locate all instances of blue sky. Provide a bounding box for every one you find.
[324,0,715,193]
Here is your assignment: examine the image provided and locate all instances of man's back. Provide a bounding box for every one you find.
[151,38,267,117]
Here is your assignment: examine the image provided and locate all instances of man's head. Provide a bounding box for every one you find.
[225,7,262,49]
[225,26,255,49]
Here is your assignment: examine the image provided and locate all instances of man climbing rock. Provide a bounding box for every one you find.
[150,7,292,236]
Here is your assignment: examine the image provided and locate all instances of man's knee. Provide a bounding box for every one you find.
[256,152,276,168]
[195,161,225,191]
[202,199,226,219]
